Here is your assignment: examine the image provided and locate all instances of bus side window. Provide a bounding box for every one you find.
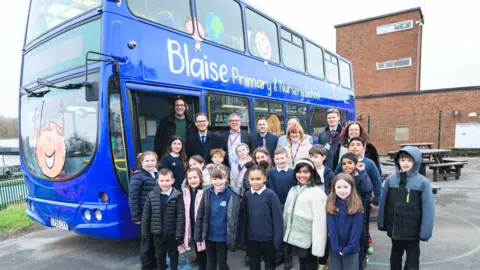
[245,8,280,64]
[281,28,305,72]
[311,106,327,138]
[306,41,325,79]
[339,59,352,88]
[195,0,245,52]
[207,93,251,134]
[324,52,340,84]
[128,0,192,34]
[254,99,285,136]
[286,103,308,133]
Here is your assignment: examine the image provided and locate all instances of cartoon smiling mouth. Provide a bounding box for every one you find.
[45,151,55,169]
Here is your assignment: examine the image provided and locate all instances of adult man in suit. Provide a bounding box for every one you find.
[317,108,344,169]
[253,117,278,162]
[186,113,224,164]
[221,112,254,167]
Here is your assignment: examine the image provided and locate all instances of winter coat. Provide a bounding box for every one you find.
[230,159,249,189]
[153,113,196,157]
[277,134,313,149]
[128,168,158,222]
[186,131,224,164]
[317,125,344,169]
[194,185,242,251]
[284,139,313,168]
[179,187,206,253]
[283,184,328,257]
[141,187,185,239]
[378,146,435,241]
[333,144,382,176]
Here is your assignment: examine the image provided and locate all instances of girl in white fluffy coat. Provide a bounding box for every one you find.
[283,159,327,270]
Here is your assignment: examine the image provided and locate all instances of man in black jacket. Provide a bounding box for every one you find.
[221,113,254,167]
[154,98,196,157]
[253,117,278,162]
[186,113,224,164]
[141,169,185,270]
[317,108,344,169]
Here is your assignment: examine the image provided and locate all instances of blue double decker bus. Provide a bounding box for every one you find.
[19,0,355,239]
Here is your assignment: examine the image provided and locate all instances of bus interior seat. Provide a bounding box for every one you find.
[156,11,176,29]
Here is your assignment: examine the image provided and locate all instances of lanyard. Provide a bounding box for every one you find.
[229,133,241,147]
[290,142,301,163]
[327,127,344,143]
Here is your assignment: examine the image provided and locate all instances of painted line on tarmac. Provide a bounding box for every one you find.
[369,210,480,267]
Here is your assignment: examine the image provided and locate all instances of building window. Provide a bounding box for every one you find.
[305,41,325,79]
[377,58,412,70]
[395,125,409,141]
[377,20,413,35]
[280,28,305,72]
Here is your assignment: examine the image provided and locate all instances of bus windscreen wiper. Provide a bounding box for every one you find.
[36,78,86,90]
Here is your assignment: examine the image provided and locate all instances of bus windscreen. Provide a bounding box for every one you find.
[25,0,101,44]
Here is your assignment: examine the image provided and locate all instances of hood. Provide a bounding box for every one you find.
[394,146,421,176]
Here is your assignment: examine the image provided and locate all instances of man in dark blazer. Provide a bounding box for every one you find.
[186,113,224,164]
[221,112,254,167]
[253,117,278,162]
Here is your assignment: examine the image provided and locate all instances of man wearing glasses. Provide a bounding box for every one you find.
[221,112,254,167]
[154,98,196,157]
[186,113,224,164]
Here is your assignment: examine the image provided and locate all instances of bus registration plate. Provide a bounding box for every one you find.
[50,218,68,230]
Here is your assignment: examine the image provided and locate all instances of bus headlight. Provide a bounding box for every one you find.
[94,209,102,221]
[83,209,91,221]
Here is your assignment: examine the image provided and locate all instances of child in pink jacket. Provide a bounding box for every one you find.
[180,168,206,269]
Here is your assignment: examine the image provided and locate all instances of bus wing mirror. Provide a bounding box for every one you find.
[85,81,99,102]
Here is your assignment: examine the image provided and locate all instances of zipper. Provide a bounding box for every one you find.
[406,189,410,203]
[285,187,305,242]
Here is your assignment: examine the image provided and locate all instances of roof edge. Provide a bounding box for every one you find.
[335,7,424,28]
[356,85,480,99]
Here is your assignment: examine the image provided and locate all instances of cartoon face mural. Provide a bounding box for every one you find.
[255,31,272,60]
[185,16,205,50]
[34,102,67,178]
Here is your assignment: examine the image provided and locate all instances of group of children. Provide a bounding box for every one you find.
[129,134,435,270]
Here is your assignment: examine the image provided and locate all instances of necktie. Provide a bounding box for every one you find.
[263,137,266,148]
[331,129,335,136]
[201,136,206,144]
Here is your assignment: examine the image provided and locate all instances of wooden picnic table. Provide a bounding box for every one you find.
[387,149,451,176]
[398,143,434,149]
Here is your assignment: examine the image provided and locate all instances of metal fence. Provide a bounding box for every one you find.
[0,179,27,211]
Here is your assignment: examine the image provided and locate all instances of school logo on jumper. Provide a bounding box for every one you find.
[220,201,227,207]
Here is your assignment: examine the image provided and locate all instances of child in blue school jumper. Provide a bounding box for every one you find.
[266,148,294,269]
[340,152,373,270]
[326,173,364,270]
[161,136,187,191]
[194,164,242,270]
[243,161,283,270]
[335,136,382,268]
[378,146,435,270]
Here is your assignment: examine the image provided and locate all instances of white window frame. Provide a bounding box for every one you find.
[376,57,412,70]
[377,20,413,35]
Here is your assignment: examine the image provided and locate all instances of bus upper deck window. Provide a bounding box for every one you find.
[245,9,280,64]
[128,0,192,34]
[195,0,245,52]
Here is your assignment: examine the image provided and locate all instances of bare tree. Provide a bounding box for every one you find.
[0,116,19,139]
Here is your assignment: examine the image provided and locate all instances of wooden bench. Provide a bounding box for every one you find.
[428,162,466,181]
[381,162,441,194]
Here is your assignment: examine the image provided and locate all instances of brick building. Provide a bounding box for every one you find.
[335,7,480,154]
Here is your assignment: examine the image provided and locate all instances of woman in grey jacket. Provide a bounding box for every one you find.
[283,159,327,270]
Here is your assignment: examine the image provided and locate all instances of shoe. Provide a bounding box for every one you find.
[244,255,250,267]
[276,258,285,268]
[284,260,292,270]
[367,246,374,254]
[318,265,328,270]
[362,256,369,268]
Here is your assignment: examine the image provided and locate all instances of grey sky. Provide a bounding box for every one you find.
[1,0,479,117]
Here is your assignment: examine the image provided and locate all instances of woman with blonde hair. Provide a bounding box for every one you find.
[284,123,313,168]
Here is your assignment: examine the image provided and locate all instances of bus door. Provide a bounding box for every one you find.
[125,84,201,159]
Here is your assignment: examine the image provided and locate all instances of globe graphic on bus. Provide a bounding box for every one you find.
[206,12,224,42]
